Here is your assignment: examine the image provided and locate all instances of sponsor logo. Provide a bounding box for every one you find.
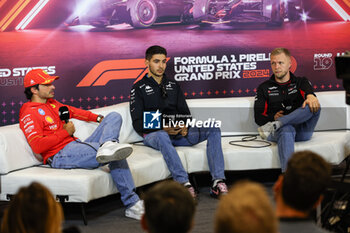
[288,89,297,95]
[27,132,37,138]
[38,109,45,115]
[23,120,34,128]
[130,89,136,100]
[50,104,56,109]
[49,124,58,130]
[45,116,54,124]
[25,125,34,134]
[268,90,279,96]
[21,114,32,124]
[143,110,162,129]
[145,85,153,92]
[314,53,333,70]
[144,85,155,95]
[165,83,174,90]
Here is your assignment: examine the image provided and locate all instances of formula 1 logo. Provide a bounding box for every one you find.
[77,57,170,87]
[143,110,162,129]
[77,59,147,87]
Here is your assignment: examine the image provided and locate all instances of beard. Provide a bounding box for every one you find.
[149,67,164,78]
[274,70,289,80]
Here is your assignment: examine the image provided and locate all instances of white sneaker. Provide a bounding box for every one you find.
[258,121,281,139]
[96,141,133,163]
[125,200,144,220]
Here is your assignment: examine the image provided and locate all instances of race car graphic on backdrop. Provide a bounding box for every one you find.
[68,0,305,28]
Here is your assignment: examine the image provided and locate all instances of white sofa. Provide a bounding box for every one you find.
[1,91,350,219]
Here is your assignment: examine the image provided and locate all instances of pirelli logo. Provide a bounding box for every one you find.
[77,59,147,87]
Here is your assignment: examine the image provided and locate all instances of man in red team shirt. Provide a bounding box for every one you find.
[19,69,144,220]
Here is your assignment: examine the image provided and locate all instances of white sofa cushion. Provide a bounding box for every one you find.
[73,102,143,143]
[0,144,187,202]
[0,166,117,202]
[179,131,350,174]
[181,91,350,173]
[0,124,40,174]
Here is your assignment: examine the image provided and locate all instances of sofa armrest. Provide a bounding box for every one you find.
[0,124,40,174]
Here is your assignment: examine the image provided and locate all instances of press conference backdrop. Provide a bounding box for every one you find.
[0,0,349,126]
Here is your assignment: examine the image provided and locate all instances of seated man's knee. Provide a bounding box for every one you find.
[303,105,321,116]
[145,131,171,145]
[105,112,122,123]
[296,131,314,141]
[157,131,172,142]
[278,125,296,136]
[315,106,321,116]
[206,126,221,135]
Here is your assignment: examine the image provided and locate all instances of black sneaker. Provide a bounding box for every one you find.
[210,181,228,198]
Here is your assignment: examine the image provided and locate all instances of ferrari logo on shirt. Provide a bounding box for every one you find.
[50,104,56,108]
[45,116,54,124]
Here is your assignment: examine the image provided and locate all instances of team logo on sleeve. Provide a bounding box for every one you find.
[143,110,161,129]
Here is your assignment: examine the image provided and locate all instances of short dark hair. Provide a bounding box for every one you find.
[24,84,39,100]
[143,181,196,233]
[145,45,167,60]
[282,151,332,212]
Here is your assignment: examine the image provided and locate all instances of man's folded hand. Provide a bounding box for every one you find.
[163,126,183,135]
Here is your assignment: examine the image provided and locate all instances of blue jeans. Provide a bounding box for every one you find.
[51,112,139,208]
[268,105,321,172]
[143,126,226,184]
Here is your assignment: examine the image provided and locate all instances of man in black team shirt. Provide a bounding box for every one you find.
[254,48,321,172]
[130,45,227,198]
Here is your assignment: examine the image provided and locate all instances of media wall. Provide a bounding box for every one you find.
[0,0,349,126]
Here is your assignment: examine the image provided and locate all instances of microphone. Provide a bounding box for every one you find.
[59,106,70,123]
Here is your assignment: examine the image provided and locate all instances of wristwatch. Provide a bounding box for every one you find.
[96,115,104,123]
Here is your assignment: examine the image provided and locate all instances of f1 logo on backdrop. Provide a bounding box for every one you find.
[77,57,170,87]
[143,110,161,129]
[77,59,147,87]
